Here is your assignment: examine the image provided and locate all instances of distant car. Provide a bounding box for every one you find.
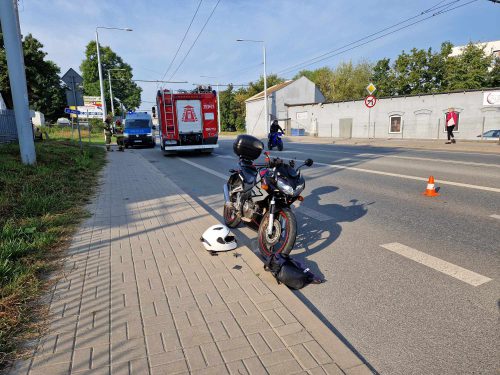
[56,117,71,126]
[477,129,500,140]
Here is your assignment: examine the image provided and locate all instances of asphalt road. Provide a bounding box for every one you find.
[130,139,499,375]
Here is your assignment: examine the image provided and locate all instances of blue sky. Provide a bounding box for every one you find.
[18,0,500,111]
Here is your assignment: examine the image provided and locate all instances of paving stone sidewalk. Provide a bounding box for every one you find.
[8,150,370,375]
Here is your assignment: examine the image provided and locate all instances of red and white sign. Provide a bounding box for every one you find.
[175,100,202,133]
[364,95,377,108]
[182,105,198,122]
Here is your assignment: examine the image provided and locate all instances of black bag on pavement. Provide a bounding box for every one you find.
[264,253,321,290]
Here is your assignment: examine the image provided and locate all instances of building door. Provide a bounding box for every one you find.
[339,118,353,138]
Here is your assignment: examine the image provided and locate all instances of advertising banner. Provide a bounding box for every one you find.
[83,96,102,107]
[70,106,103,119]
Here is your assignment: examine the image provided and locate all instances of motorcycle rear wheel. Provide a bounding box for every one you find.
[258,208,296,258]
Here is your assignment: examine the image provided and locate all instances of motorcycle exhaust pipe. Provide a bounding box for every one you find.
[223,183,230,203]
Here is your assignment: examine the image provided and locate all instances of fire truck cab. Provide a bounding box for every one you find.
[157,86,219,154]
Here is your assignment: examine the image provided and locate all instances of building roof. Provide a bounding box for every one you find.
[285,87,500,107]
[245,80,294,103]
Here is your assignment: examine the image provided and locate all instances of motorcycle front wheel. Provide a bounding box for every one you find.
[223,182,241,228]
[258,208,297,258]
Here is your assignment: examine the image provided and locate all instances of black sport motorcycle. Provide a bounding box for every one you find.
[223,135,313,257]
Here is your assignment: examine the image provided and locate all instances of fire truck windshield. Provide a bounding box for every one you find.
[125,119,150,129]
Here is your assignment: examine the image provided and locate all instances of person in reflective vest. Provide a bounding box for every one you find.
[445,108,457,144]
[115,119,125,151]
[104,116,113,151]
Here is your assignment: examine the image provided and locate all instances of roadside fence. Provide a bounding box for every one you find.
[0,109,18,144]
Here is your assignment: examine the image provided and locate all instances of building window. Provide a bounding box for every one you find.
[389,115,402,133]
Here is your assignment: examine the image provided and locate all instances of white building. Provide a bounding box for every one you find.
[245,76,325,136]
[450,40,500,59]
[286,88,500,140]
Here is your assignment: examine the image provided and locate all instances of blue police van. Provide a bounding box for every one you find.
[123,112,156,148]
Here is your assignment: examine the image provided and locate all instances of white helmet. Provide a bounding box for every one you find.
[201,225,237,252]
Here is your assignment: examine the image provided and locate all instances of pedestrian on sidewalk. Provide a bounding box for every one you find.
[445,108,457,144]
[104,116,113,151]
[115,119,125,152]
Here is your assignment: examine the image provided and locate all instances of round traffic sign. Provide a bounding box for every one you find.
[364,95,377,108]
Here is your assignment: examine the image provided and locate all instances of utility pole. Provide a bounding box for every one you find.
[71,75,83,151]
[0,0,36,165]
[95,29,107,121]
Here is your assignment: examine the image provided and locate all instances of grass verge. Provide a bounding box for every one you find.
[0,140,106,368]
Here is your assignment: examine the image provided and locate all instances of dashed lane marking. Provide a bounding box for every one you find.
[380,242,492,287]
[178,157,228,179]
[489,214,500,220]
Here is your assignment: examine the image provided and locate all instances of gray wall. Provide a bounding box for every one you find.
[246,77,325,136]
[286,89,500,140]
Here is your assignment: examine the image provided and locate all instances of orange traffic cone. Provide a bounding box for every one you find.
[422,176,440,197]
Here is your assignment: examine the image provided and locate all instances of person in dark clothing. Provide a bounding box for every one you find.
[269,119,284,135]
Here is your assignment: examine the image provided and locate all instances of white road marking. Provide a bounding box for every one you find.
[380,242,492,287]
[311,161,500,193]
[489,214,500,220]
[292,144,500,157]
[280,150,305,154]
[296,206,333,221]
[178,156,332,222]
[214,154,234,159]
[296,148,500,168]
[178,157,229,179]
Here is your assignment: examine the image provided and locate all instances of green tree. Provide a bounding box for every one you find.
[219,84,237,131]
[246,74,285,97]
[371,58,396,96]
[488,57,500,87]
[0,31,65,121]
[445,43,493,90]
[331,60,373,101]
[80,41,141,113]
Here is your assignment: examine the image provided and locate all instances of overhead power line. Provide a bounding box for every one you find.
[168,0,222,81]
[276,0,462,75]
[159,0,204,83]
[218,62,263,79]
[276,0,477,76]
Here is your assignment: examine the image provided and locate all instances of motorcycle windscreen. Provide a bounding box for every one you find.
[175,100,203,133]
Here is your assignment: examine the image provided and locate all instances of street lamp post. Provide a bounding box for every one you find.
[0,0,36,164]
[237,39,268,133]
[200,76,221,133]
[108,68,126,116]
[95,26,132,121]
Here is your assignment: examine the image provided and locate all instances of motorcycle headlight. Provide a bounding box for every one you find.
[123,132,129,137]
[146,132,152,136]
[294,181,305,196]
[277,178,294,196]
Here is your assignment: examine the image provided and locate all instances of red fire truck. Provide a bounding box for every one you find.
[156,86,218,154]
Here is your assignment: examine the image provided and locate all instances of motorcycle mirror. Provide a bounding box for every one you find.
[305,158,313,167]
